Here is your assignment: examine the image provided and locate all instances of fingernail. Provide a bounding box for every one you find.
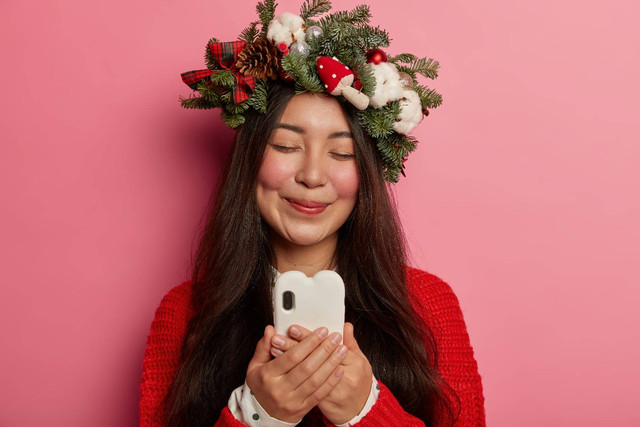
[272,335,285,347]
[289,326,301,338]
[330,333,341,345]
[315,327,328,339]
[337,345,347,358]
[271,348,283,356]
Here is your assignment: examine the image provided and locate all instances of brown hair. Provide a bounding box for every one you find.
[166,81,458,426]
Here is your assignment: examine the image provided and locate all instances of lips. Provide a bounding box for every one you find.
[286,198,330,215]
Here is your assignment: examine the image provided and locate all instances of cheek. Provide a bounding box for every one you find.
[257,152,295,191]
[331,162,359,201]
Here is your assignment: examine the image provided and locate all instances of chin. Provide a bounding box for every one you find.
[280,225,334,247]
[285,233,328,247]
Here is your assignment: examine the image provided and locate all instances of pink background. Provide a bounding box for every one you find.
[1,0,639,425]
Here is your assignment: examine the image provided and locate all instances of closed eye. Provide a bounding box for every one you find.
[270,144,299,152]
[331,152,355,160]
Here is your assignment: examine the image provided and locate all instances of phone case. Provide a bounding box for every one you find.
[273,270,345,340]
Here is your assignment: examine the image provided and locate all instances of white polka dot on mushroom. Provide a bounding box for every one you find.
[345,66,349,69]
[324,84,328,88]
[332,74,336,78]
[319,65,323,69]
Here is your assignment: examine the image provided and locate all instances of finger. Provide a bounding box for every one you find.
[288,324,313,341]
[250,325,275,366]
[343,322,364,356]
[267,327,329,375]
[270,333,298,354]
[270,325,328,356]
[285,331,343,389]
[298,344,348,405]
[310,365,344,404]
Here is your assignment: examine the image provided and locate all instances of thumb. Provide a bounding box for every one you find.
[343,322,363,355]
[249,325,275,366]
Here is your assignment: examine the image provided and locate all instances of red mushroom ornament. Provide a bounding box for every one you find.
[316,56,370,110]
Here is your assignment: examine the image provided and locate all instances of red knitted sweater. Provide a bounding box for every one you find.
[139,267,486,426]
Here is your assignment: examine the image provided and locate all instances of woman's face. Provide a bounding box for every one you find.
[256,92,359,249]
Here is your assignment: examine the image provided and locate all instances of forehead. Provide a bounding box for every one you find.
[276,92,351,134]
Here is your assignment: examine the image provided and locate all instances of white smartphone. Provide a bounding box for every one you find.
[273,270,345,341]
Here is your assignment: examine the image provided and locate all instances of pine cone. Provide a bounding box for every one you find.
[236,39,280,80]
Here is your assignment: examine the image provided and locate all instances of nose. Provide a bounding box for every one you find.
[295,150,328,188]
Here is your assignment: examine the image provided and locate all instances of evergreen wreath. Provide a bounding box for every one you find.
[180,0,442,182]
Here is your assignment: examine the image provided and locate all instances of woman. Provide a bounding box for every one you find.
[140,2,485,426]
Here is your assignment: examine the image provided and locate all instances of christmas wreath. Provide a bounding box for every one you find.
[180,0,442,182]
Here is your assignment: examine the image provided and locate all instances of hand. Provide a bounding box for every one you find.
[245,325,348,423]
[270,323,373,424]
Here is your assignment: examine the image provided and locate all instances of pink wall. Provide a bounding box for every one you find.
[1,0,638,425]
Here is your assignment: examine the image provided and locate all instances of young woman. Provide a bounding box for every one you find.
[140,3,485,426]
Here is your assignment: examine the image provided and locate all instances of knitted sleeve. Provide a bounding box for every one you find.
[407,267,486,427]
[139,281,245,427]
[325,380,425,426]
[318,268,485,427]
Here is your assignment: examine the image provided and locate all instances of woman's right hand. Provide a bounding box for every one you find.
[245,325,348,423]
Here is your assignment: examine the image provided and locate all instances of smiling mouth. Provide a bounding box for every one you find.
[286,198,330,215]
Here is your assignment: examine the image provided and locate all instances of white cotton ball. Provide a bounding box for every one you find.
[369,62,404,109]
[277,12,304,31]
[266,12,306,48]
[292,27,306,45]
[393,89,423,134]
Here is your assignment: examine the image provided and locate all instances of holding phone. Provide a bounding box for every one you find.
[273,270,345,341]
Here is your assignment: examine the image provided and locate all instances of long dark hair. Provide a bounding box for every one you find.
[166,82,458,426]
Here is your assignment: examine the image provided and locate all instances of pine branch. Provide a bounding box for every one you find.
[376,136,403,183]
[209,70,236,88]
[238,21,260,43]
[220,111,245,128]
[205,37,220,70]
[385,166,401,183]
[294,82,310,94]
[399,134,418,152]
[245,79,268,113]
[256,0,277,34]
[350,58,376,97]
[414,84,443,109]
[354,25,390,50]
[224,100,251,115]
[388,53,416,63]
[325,21,353,44]
[317,5,371,29]
[358,102,400,138]
[196,81,223,104]
[300,0,332,21]
[305,18,318,27]
[281,53,324,92]
[180,95,220,110]
[408,57,439,79]
[220,91,233,104]
[313,26,342,56]
[394,135,418,165]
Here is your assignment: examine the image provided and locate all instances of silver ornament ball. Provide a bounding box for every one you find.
[398,72,414,88]
[305,25,324,40]
[290,42,311,57]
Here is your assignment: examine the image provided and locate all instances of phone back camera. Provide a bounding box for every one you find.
[282,291,295,311]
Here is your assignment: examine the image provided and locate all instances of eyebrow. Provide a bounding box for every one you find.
[274,123,354,139]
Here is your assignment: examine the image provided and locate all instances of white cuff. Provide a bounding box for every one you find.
[335,374,380,427]
[228,382,301,426]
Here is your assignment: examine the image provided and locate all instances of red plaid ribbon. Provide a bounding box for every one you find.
[181,41,256,104]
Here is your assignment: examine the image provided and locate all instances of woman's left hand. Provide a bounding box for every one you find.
[271,322,373,425]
